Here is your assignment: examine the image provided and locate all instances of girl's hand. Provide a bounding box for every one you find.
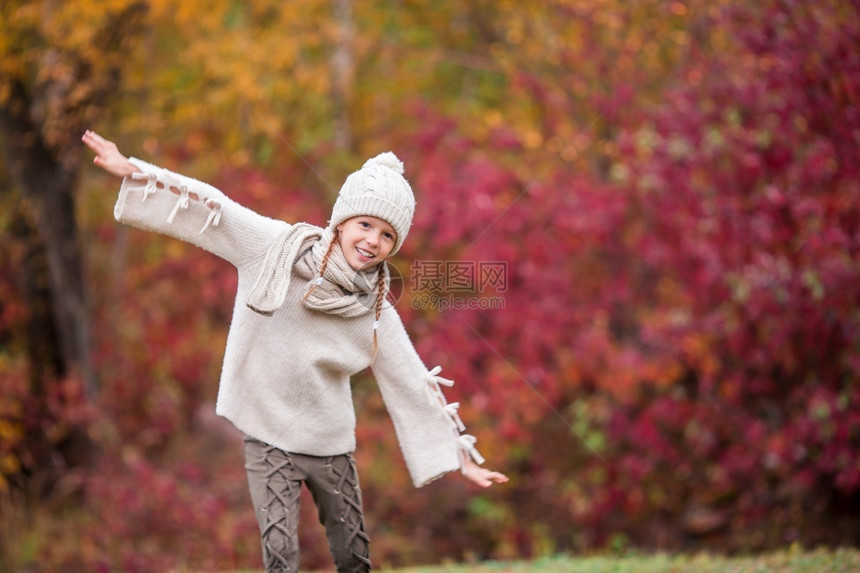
[462,457,509,488]
[82,130,139,178]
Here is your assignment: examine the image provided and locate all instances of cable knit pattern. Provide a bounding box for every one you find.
[114,158,478,487]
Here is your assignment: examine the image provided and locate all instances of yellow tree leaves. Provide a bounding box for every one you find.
[113,0,340,169]
[1,1,741,175]
[1,0,147,155]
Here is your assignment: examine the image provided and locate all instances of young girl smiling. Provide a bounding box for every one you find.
[82,130,507,572]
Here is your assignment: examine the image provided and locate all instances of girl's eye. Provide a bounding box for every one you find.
[360,221,371,228]
[383,233,394,241]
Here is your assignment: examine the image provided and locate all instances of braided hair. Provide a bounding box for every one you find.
[371,268,387,358]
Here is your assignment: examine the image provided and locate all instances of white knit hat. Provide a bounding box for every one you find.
[329,152,416,255]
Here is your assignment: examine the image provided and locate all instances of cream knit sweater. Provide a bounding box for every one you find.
[114,158,483,488]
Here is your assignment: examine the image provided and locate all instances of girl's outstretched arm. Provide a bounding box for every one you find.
[81,129,287,267]
[82,130,139,178]
[462,457,509,488]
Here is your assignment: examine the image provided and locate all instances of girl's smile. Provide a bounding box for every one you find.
[338,216,397,271]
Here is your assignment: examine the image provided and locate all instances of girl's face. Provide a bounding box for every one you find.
[337,216,397,271]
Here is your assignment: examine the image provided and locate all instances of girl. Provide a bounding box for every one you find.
[82,130,508,572]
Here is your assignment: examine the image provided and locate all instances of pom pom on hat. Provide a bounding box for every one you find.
[329,151,416,255]
[363,152,404,175]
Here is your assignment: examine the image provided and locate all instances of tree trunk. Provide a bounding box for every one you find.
[0,80,95,396]
[332,0,355,152]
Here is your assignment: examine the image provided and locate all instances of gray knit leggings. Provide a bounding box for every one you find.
[244,437,371,572]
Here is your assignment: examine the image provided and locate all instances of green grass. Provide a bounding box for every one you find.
[220,547,860,573]
[367,547,860,573]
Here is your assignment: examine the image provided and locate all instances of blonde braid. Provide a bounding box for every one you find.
[302,231,339,302]
[371,268,386,359]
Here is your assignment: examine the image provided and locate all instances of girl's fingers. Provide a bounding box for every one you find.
[465,467,509,488]
[82,132,103,153]
[82,130,108,152]
[83,130,132,178]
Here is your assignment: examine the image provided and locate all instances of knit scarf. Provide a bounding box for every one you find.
[246,223,388,318]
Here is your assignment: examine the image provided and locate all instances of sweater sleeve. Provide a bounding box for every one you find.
[113,157,287,267]
[371,305,485,488]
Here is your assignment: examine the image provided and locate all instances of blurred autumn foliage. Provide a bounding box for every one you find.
[1,0,859,571]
